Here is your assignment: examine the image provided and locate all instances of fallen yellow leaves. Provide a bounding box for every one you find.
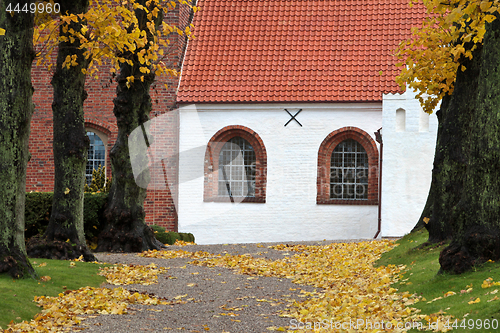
[6,240,472,332]
[468,298,481,305]
[461,287,473,294]
[481,277,500,289]
[427,296,443,304]
[189,240,427,332]
[487,289,498,295]
[139,249,216,260]
[5,287,164,332]
[172,240,196,246]
[98,263,168,286]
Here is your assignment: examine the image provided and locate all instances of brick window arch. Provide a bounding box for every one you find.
[317,127,379,205]
[204,125,267,203]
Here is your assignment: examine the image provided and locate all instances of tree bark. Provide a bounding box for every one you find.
[26,0,96,262]
[412,39,482,245]
[96,0,164,252]
[0,3,37,278]
[440,15,500,274]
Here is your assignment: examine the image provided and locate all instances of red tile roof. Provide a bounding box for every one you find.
[177,0,426,103]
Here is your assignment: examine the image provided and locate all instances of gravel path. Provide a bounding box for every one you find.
[73,240,368,333]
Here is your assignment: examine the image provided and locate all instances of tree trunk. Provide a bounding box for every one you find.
[26,0,96,262]
[412,40,482,245]
[0,3,37,278]
[96,0,164,252]
[440,15,500,274]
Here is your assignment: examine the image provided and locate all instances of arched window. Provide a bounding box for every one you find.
[330,139,368,200]
[205,125,267,203]
[317,127,378,205]
[396,108,406,132]
[86,131,106,185]
[218,137,256,198]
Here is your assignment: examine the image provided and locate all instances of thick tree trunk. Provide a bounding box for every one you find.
[440,16,500,274]
[412,42,481,244]
[96,0,164,252]
[26,0,96,261]
[0,3,37,278]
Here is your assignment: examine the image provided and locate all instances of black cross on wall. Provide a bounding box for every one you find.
[284,109,303,127]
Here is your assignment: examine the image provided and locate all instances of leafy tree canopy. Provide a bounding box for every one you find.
[396,0,500,114]
[33,0,197,86]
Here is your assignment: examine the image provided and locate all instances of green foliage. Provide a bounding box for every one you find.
[181,232,195,243]
[25,192,108,243]
[150,225,194,245]
[376,229,500,332]
[84,165,111,193]
[0,258,106,329]
[24,192,53,239]
[153,231,171,245]
[82,192,108,242]
[150,224,166,233]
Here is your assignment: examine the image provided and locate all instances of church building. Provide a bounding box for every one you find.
[28,0,437,244]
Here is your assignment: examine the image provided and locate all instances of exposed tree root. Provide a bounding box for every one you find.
[96,224,166,253]
[439,227,500,274]
[0,247,37,279]
[26,236,97,262]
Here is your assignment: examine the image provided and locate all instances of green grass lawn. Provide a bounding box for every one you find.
[0,258,106,330]
[377,229,500,332]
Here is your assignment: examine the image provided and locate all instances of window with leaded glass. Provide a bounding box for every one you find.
[330,139,368,200]
[86,131,106,185]
[218,137,256,198]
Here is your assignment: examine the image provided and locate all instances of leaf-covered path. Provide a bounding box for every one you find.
[78,241,332,332]
[7,240,431,332]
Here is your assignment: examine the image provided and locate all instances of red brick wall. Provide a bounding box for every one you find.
[27,2,196,231]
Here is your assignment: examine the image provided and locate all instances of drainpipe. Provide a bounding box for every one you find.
[374,128,383,239]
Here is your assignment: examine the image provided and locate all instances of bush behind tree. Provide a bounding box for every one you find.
[25,192,108,245]
[25,192,194,248]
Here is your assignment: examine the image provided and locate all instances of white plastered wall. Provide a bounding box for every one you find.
[381,90,438,237]
[177,103,382,244]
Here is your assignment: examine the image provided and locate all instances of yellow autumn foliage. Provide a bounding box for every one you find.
[139,248,215,259]
[33,0,197,84]
[138,240,458,331]
[187,240,429,332]
[396,0,500,114]
[5,287,164,332]
[6,240,461,332]
[481,277,500,288]
[98,263,169,285]
[172,239,196,246]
